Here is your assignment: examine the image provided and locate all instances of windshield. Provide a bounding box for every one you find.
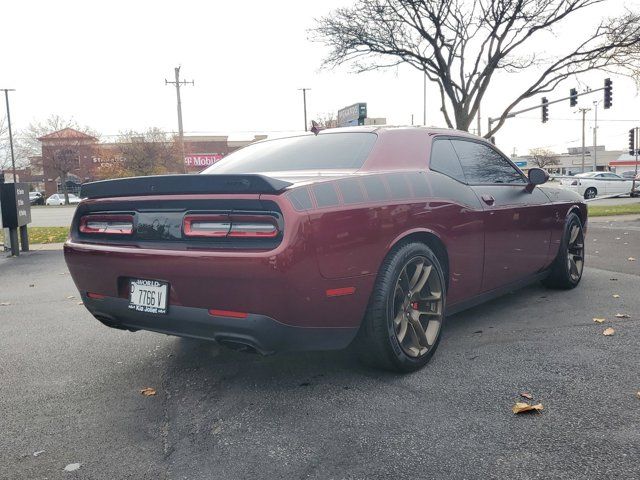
[202,132,377,174]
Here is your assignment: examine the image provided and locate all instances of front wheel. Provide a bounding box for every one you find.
[584,187,597,199]
[354,242,446,372]
[543,213,585,289]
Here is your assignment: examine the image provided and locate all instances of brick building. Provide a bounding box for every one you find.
[36,128,265,196]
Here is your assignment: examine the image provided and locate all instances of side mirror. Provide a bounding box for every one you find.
[527,168,549,187]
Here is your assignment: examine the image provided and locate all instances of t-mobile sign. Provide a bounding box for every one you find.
[184,154,224,168]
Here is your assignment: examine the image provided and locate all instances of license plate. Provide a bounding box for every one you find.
[128,279,169,314]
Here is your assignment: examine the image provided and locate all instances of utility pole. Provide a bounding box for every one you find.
[593,106,597,171]
[165,66,194,173]
[298,88,310,131]
[1,89,17,182]
[578,107,591,174]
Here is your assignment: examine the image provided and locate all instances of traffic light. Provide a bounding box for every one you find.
[629,129,636,156]
[541,97,549,123]
[569,88,578,107]
[604,78,613,109]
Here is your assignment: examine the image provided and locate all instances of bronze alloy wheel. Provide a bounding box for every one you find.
[566,223,584,282]
[391,256,444,358]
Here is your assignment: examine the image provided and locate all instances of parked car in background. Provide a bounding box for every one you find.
[29,191,45,205]
[559,171,636,199]
[46,193,81,206]
[621,170,640,181]
[65,127,587,373]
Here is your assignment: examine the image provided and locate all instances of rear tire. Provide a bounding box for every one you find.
[354,242,446,373]
[543,213,585,289]
[584,187,597,200]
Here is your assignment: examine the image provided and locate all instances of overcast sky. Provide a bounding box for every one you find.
[2,0,640,157]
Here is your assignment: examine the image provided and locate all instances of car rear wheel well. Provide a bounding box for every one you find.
[392,232,449,291]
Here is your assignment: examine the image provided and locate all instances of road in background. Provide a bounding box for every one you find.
[587,196,640,207]
[1,233,638,479]
[29,206,76,227]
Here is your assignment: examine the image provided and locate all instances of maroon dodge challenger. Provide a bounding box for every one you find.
[64,127,587,372]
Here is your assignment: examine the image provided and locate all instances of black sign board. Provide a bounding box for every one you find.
[1,183,31,228]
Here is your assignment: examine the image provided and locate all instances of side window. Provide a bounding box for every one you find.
[451,140,526,185]
[429,139,466,183]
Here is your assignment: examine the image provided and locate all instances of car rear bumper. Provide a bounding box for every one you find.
[64,236,375,354]
[83,293,358,354]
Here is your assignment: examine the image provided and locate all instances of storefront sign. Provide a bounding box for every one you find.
[184,154,224,168]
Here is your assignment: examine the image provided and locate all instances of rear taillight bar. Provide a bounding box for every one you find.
[79,214,134,235]
[183,214,279,239]
[183,215,230,238]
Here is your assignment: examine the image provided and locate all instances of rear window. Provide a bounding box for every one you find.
[202,132,377,174]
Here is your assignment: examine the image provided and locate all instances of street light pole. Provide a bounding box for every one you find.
[1,89,17,182]
[298,88,311,131]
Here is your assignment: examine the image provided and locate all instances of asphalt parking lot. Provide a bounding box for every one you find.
[1,220,638,479]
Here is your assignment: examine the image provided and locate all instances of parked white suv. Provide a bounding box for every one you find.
[559,172,637,199]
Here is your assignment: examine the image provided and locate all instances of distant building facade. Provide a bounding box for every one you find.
[35,128,265,196]
[512,146,629,175]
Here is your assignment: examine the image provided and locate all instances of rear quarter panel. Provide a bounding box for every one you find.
[286,171,486,306]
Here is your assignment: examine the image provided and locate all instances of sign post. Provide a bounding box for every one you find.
[0,182,31,256]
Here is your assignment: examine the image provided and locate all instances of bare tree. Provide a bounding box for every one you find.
[22,116,99,203]
[312,0,640,138]
[529,147,560,168]
[18,115,99,163]
[315,112,338,129]
[95,128,182,180]
[0,116,10,171]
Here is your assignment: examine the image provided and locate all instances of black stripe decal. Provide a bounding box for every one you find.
[313,182,340,208]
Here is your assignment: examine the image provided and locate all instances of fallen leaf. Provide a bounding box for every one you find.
[77,302,83,305]
[612,294,620,299]
[615,313,630,319]
[520,392,533,400]
[29,284,35,288]
[610,278,618,281]
[140,387,156,397]
[628,257,636,262]
[33,450,45,457]
[512,402,543,414]
[63,463,81,472]
[593,318,606,323]
[66,295,75,300]
[615,237,621,240]
[58,272,66,276]
[603,327,616,336]
[623,232,629,235]
[0,302,10,306]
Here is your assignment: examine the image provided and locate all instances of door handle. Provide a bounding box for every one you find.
[481,194,495,206]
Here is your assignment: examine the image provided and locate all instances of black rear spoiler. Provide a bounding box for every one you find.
[80,174,293,199]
